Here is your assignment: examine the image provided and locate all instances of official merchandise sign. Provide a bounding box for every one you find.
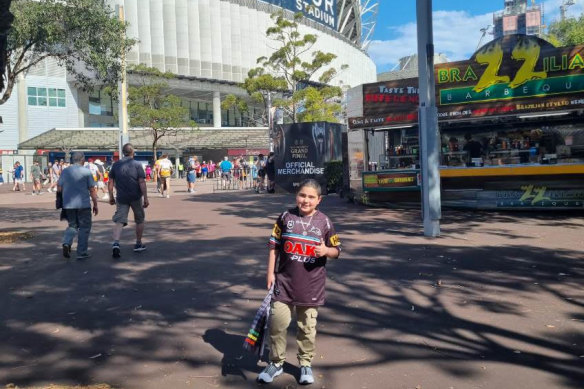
[274,122,343,193]
[262,0,337,30]
[362,171,420,192]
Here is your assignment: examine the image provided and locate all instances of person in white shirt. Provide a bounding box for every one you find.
[157,154,173,198]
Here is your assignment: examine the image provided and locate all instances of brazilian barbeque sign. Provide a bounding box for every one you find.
[348,34,584,128]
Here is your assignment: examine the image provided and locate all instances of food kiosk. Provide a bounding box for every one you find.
[347,35,584,210]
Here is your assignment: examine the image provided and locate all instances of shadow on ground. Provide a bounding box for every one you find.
[0,192,582,388]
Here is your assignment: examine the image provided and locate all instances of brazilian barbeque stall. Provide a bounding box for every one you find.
[346,35,584,210]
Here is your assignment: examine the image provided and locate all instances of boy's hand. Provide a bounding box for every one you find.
[314,239,328,257]
[267,273,275,290]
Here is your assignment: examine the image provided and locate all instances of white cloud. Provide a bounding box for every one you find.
[543,0,584,23]
[369,10,492,72]
[369,0,584,72]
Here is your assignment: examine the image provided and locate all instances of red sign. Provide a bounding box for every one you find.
[227,149,269,156]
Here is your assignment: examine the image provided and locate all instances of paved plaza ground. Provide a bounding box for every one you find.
[0,179,582,389]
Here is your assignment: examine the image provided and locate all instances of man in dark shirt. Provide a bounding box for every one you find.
[108,143,149,259]
[463,133,483,159]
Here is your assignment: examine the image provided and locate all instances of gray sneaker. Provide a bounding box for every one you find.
[299,366,314,385]
[257,362,283,383]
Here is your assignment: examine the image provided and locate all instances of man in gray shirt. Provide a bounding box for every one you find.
[58,152,98,260]
[30,161,42,195]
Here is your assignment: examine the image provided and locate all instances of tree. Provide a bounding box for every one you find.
[127,64,196,161]
[547,13,584,46]
[223,11,346,124]
[0,0,14,92]
[1,0,135,105]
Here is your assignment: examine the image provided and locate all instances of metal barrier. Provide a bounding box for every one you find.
[213,168,260,192]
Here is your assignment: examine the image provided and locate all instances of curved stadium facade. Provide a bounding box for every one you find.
[115,0,377,88]
[1,0,378,155]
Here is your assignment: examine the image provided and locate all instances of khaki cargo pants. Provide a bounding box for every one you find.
[268,301,319,367]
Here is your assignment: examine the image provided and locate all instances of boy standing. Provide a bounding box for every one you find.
[258,179,341,385]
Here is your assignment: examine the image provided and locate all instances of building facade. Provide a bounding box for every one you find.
[0,0,377,152]
[493,0,544,39]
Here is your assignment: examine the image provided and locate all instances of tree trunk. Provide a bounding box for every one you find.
[152,141,158,183]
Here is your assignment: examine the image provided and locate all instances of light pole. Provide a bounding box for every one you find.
[117,4,130,158]
[416,0,441,237]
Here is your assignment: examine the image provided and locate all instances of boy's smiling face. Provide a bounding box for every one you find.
[296,186,321,216]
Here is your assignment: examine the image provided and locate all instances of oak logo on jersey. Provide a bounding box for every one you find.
[284,241,317,257]
[329,234,341,247]
[272,224,282,239]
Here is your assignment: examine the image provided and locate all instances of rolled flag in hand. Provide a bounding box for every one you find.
[243,287,273,359]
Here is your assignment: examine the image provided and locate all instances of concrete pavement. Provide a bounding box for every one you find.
[0,178,583,389]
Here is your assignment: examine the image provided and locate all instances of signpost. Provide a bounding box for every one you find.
[416,0,441,237]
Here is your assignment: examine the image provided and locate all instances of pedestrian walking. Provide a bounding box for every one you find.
[201,161,208,181]
[219,156,232,189]
[48,160,61,193]
[157,154,173,198]
[12,161,25,192]
[94,159,109,199]
[256,154,266,193]
[30,161,43,195]
[257,179,341,385]
[186,156,197,193]
[266,152,276,193]
[58,152,98,260]
[208,160,216,179]
[108,143,149,259]
[178,161,185,179]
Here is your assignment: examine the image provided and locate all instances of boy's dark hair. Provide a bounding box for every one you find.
[297,179,321,196]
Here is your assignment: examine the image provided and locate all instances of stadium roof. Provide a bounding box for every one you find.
[18,127,270,151]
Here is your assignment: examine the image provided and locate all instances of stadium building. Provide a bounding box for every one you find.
[0,0,378,159]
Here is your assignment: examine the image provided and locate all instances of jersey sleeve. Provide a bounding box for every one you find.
[268,213,285,249]
[324,217,342,256]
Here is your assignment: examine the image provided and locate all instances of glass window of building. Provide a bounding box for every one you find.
[28,87,65,107]
[89,90,114,116]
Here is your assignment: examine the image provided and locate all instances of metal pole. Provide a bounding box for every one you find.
[267,91,273,152]
[117,4,130,158]
[416,0,441,237]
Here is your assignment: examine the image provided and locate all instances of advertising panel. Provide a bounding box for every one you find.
[274,122,343,193]
[436,35,584,121]
[362,170,420,192]
[261,0,337,30]
[348,35,584,128]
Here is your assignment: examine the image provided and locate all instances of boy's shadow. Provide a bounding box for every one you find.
[202,328,298,381]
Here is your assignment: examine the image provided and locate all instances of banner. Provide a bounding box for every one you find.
[274,122,343,193]
[436,34,584,121]
[348,35,584,128]
[261,0,337,30]
[363,171,420,191]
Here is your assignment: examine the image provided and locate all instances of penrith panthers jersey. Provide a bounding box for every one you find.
[268,207,341,306]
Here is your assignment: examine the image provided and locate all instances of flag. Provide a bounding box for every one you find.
[243,287,273,359]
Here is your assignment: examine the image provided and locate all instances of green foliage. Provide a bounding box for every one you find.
[1,0,135,105]
[296,86,342,123]
[128,65,196,160]
[324,160,343,193]
[223,10,346,124]
[547,14,584,46]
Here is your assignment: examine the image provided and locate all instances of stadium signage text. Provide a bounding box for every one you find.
[265,0,337,29]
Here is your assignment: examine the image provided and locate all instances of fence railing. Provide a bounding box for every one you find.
[213,168,262,192]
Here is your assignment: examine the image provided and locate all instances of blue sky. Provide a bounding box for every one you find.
[368,0,584,73]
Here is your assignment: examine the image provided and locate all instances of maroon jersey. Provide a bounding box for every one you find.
[268,207,342,306]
